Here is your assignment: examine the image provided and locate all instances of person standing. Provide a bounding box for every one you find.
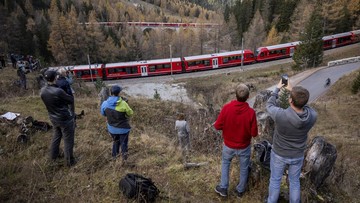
[266,79,317,203]
[214,84,258,197]
[101,85,133,161]
[17,66,27,90]
[56,68,74,113]
[40,70,76,167]
[175,113,191,159]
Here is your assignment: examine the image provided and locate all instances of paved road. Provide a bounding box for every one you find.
[247,61,360,107]
[299,62,360,102]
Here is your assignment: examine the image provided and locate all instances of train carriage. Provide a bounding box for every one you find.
[322,32,353,49]
[104,58,183,80]
[183,54,214,71]
[72,64,103,81]
[183,49,255,72]
[255,41,300,62]
[215,49,255,67]
[350,30,360,43]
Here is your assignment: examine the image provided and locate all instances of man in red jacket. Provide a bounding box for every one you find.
[214,84,258,198]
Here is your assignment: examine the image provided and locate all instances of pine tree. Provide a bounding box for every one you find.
[264,25,281,46]
[292,8,323,70]
[243,10,266,52]
[279,88,290,109]
[288,0,314,41]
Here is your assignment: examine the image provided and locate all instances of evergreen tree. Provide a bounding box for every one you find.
[279,88,290,109]
[292,9,323,70]
[243,10,266,52]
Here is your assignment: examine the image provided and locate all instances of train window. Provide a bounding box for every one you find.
[108,69,114,74]
[223,57,229,63]
[125,66,138,74]
[156,64,163,69]
[260,53,264,57]
[76,72,82,78]
[281,49,286,54]
[164,64,171,69]
[204,60,210,66]
[269,50,276,55]
[188,61,196,66]
[149,65,156,72]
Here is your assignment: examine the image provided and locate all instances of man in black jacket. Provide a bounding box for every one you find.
[40,70,76,167]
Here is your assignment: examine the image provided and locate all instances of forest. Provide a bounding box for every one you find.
[0,0,359,67]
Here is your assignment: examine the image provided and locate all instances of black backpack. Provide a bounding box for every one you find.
[254,140,272,170]
[119,173,159,202]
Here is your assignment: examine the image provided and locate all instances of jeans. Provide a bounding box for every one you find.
[50,119,75,166]
[110,132,129,159]
[219,144,251,193]
[267,151,304,203]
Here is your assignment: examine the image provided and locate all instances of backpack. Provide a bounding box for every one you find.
[119,173,159,202]
[254,140,272,170]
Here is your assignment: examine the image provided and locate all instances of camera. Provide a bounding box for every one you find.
[281,74,288,86]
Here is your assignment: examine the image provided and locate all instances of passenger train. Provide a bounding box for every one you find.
[62,30,360,81]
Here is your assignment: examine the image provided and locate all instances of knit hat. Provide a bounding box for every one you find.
[44,70,57,82]
[111,85,122,95]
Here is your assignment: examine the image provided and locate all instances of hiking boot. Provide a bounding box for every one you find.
[235,190,244,198]
[215,185,227,197]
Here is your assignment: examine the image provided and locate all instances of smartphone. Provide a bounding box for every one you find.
[281,74,288,86]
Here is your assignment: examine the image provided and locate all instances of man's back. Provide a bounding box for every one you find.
[40,84,74,125]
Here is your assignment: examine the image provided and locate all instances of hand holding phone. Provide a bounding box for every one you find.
[281,74,288,86]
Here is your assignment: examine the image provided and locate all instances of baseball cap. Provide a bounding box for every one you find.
[44,70,57,82]
[111,85,122,95]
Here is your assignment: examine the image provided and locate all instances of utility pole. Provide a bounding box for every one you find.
[169,44,173,78]
[87,54,93,83]
[241,37,244,68]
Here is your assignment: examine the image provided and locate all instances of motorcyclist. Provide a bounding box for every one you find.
[325,78,331,86]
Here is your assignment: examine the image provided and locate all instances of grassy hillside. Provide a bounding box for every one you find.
[0,45,359,202]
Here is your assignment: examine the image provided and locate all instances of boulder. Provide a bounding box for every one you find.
[253,90,272,111]
[304,136,337,188]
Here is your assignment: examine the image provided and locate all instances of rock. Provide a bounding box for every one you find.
[253,90,272,111]
[98,86,109,105]
[304,136,337,188]
[256,111,274,142]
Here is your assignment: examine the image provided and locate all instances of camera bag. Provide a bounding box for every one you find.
[119,173,159,202]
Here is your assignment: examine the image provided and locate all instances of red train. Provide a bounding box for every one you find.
[70,30,360,81]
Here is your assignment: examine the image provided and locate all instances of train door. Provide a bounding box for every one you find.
[332,39,336,48]
[290,47,295,57]
[212,58,218,68]
[141,66,148,76]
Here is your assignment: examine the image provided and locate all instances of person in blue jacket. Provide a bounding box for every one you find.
[101,85,133,161]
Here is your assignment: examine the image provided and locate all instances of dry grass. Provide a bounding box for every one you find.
[0,45,359,203]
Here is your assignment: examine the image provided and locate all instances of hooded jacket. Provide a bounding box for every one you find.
[266,88,317,158]
[214,100,258,149]
[101,96,133,134]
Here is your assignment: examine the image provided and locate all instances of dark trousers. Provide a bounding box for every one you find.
[50,119,75,166]
[110,132,129,159]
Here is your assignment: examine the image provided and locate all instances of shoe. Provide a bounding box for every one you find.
[235,190,244,198]
[215,185,228,197]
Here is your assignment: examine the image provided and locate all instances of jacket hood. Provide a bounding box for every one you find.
[287,105,316,128]
[107,96,121,106]
[231,100,250,114]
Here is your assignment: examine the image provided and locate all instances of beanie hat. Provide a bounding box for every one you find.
[44,70,57,82]
[111,85,122,95]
